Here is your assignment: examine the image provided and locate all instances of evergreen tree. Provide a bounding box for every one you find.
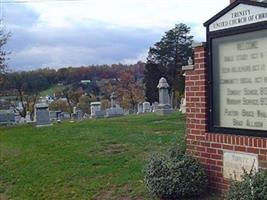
[144,23,193,107]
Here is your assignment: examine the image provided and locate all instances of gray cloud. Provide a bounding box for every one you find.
[5,10,161,70]
[3,3,202,71]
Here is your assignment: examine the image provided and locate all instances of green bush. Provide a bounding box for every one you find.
[226,169,267,200]
[144,149,208,200]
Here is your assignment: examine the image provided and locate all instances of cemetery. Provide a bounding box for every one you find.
[0,112,186,199]
[0,0,266,199]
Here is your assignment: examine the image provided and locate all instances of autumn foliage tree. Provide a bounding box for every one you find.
[117,70,145,112]
[60,85,84,114]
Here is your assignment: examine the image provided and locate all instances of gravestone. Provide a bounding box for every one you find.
[105,92,124,117]
[14,112,21,124]
[179,98,186,114]
[61,112,71,120]
[142,102,151,113]
[19,117,26,124]
[49,111,57,121]
[73,106,77,114]
[155,77,173,115]
[0,110,15,125]
[76,109,83,120]
[35,103,52,127]
[137,103,143,114]
[152,102,159,112]
[73,106,83,120]
[90,102,105,118]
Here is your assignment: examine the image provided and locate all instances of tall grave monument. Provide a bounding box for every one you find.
[184,0,267,194]
[155,77,173,115]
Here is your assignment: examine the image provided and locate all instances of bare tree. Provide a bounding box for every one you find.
[0,27,10,84]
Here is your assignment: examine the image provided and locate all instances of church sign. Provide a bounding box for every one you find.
[204,0,267,137]
[209,3,267,32]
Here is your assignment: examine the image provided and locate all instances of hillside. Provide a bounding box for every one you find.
[0,113,185,200]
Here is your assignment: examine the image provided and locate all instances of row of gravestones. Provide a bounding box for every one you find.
[0,106,85,127]
[0,110,35,125]
[137,101,159,114]
[137,77,174,115]
[1,77,183,127]
[35,92,127,126]
[35,103,85,127]
[90,92,125,118]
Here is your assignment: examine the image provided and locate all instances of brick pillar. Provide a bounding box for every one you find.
[185,43,267,194]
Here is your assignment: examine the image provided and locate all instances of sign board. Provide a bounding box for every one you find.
[212,29,267,131]
[223,150,258,180]
[210,4,267,32]
[205,0,267,136]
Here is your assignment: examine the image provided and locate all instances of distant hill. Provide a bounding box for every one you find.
[0,61,145,96]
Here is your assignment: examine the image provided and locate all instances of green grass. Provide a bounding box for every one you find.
[0,112,187,200]
[39,84,64,96]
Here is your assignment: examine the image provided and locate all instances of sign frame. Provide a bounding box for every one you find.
[204,0,267,137]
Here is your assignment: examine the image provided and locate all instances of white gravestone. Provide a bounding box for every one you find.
[155,77,173,115]
[179,98,186,114]
[49,111,57,121]
[152,102,159,112]
[105,92,124,117]
[90,102,105,118]
[137,103,143,114]
[142,102,151,113]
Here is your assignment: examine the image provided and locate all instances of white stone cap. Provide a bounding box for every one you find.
[182,65,194,71]
[90,101,101,105]
[157,77,169,88]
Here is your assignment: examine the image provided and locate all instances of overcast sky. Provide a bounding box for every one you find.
[2,0,229,71]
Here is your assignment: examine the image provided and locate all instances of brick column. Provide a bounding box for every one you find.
[185,43,267,194]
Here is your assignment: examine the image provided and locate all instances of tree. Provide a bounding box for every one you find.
[143,63,163,103]
[117,70,145,112]
[8,72,49,119]
[77,94,97,114]
[49,99,69,113]
[0,27,10,84]
[60,85,84,114]
[144,23,193,107]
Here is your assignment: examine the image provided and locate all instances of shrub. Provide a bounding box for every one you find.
[144,149,208,200]
[226,169,267,200]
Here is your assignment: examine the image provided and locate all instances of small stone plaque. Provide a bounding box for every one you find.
[223,150,258,181]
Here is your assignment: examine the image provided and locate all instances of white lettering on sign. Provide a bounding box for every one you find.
[209,4,267,32]
[223,151,258,181]
[214,30,267,131]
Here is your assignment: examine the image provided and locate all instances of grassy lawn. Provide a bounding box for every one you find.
[0,112,186,200]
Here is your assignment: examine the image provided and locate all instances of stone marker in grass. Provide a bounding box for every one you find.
[35,103,52,127]
[155,77,173,115]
